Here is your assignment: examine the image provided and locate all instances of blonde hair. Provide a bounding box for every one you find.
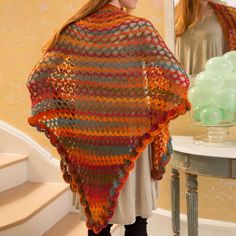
[175,0,203,37]
[42,0,130,53]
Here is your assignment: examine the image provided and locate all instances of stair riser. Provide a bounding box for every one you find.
[0,190,71,236]
[0,161,27,192]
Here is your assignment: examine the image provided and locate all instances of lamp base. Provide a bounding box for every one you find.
[193,127,236,146]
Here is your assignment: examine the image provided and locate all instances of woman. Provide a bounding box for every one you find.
[26,0,190,235]
[175,0,236,75]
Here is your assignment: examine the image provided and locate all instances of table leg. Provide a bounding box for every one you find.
[171,168,180,236]
[186,173,198,236]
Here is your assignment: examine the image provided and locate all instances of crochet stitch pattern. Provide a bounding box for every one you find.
[209,1,236,50]
[26,4,191,234]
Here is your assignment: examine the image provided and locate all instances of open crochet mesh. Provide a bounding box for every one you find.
[209,1,236,50]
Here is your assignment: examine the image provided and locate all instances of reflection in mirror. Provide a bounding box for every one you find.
[174,0,236,75]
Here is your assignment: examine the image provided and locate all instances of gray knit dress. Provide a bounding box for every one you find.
[72,144,159,225]
[175,10,226,75]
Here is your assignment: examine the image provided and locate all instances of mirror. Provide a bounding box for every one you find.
[173,0,236,75]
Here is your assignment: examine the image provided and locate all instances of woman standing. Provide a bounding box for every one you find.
[26,0,190,235]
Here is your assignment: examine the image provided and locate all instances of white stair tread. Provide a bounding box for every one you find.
[43,213,88,236]
[0,181,69,231]
[0,153,28,169]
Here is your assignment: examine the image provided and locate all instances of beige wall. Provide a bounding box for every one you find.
[0,0,235,223]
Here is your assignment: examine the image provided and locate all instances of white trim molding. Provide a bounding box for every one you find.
[0,120,62,183]
[113,208,236,236]
[164,0,175,51]
[0,120,59,167]
[148,209,236,236]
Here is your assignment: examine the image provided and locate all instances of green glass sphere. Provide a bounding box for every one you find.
[225,72,236,88]
[193,106,204,122]
[221,109,236,123]
[195,71,223,94]
[205,56,233,77]
[196,71,223,84]
[188,86,212,107]
[224,51,236,71]
[214,89,236,109]
[199,106,223,126]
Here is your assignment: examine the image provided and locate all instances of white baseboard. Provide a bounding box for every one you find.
[112,208,236,236]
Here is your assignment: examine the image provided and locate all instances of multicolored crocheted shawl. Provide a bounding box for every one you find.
[209,1,236,50]
[26,3,190,234]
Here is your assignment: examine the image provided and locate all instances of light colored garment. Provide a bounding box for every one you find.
[175,11,226,75]
[73,144,159,225]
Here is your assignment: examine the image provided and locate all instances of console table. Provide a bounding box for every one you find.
[170,136,236,236]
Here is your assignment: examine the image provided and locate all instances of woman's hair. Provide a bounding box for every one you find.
[42,0,114,53]
[175,0,203,37]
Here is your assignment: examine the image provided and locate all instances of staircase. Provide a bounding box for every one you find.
[0,121,121,236]
[0,160,69,235]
